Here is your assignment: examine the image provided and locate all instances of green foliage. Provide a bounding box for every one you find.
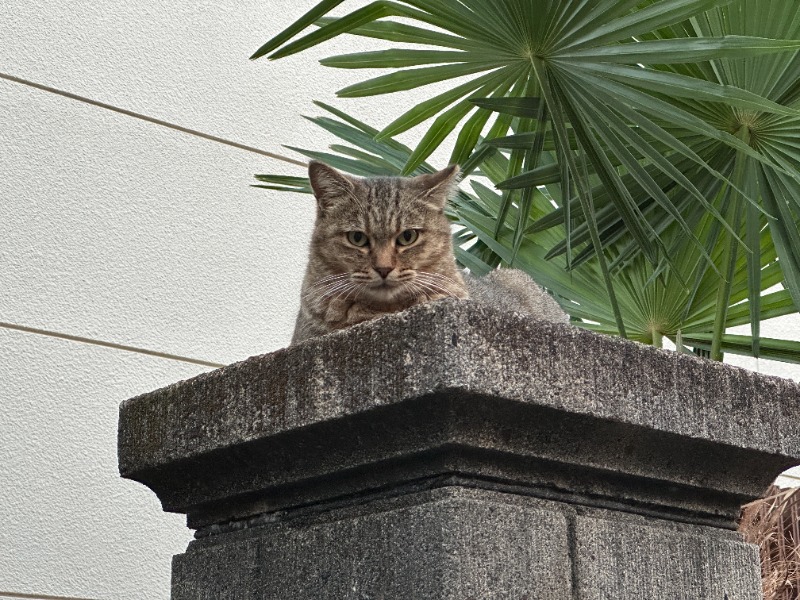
[255,103,800,363]
[253,0,800,363]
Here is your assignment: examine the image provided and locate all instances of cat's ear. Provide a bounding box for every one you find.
[412,165,461,210]
[308,161,355,212]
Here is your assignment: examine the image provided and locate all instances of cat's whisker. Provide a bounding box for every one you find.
[413,275,457,297]
[305,273,349,291]
[326,289,348,302]
[412,282,442,298]
[415,272,459,287]
[330,279,369,304]
[313,273,349,285]
[417,271,467,292]
[420,279,466,297]
[402,282,428,302]
[421,274,467,296]
[416,283,439,301]
[401,282,425,303]
[304,279,351,299]
[303,281,348,297]
[420,270,464,286]
[400,278,435,299]
[414,273,452,287]
[413,279,448,299]
[320,281,357,300]
[339,281,363,303]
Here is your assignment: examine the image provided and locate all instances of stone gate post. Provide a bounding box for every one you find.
[118,300,800,599]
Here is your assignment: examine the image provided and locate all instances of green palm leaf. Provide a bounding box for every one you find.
[253,0,800,361]
[254,103,800,363]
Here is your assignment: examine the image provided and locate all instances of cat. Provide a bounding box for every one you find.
[291,161,568,345]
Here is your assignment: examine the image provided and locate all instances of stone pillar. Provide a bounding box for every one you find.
[117,300,800,599]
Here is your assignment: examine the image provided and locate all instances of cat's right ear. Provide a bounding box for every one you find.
[308,161,355,213]
[411,164,461,211]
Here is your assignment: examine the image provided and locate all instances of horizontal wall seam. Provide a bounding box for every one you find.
[0,321,226,368]
[0,72,306,167]
[0,592,100,600]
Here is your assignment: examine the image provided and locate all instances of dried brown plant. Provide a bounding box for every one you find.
[739,486,800,600]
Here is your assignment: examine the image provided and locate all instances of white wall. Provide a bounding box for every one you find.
[1,1,798,599]
[1,2,372,599]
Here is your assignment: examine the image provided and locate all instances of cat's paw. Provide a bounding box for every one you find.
[345,303,385,325]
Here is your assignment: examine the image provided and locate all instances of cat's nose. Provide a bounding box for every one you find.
[374,267,393,279]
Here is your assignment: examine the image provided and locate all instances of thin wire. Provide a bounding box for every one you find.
[0,72,307,167]
[0,71,304,367]
[0,592,100,600]
[0,321,226,369]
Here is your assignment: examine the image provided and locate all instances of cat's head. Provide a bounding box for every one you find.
[306,161,465,306]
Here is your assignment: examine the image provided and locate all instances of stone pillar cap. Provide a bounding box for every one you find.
[118,300,800,529]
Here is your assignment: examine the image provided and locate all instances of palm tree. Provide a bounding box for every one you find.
[252,0,800,362]
[256,102,800,362]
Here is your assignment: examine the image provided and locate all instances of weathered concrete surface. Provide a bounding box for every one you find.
[172,488,571,600]
[117,299,800,599]
[573,513,761,600]
[170,486,762,600]
[119,300,800,528]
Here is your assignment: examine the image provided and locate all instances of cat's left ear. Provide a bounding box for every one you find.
[412,165,461,210]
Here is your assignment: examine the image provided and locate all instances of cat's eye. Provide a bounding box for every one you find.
[397,229,419,246]
[346,231,369,247]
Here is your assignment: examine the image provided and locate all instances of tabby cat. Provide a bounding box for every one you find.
[291,161,567,345]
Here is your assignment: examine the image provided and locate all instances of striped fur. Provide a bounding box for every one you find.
[291,162,467,344]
